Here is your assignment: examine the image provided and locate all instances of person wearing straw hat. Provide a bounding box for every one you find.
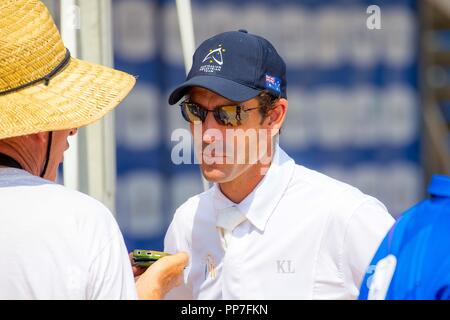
[0,0,187,299]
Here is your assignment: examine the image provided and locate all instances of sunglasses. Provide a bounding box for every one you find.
[179,101,260,127]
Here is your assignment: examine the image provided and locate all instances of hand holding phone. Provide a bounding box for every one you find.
[132,249,171,268]
[133,251,189,300]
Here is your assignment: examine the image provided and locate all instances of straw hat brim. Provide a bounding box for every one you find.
[0,57,135,140]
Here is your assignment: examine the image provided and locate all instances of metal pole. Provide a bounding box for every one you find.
[175,0,210,191]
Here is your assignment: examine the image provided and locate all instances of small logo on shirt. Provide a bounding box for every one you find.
[276,260,295,274]
[204,253,217,280]
[367,254,397,300]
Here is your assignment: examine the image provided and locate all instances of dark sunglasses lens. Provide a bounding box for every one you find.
[181,103,204,123]
[180,104,191,122]
[215,106,248,126]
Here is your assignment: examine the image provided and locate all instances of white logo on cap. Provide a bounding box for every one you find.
[202,47,224,65]
[199,45,226,73]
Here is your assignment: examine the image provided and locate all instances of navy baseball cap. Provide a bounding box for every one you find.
[168,30,287,105]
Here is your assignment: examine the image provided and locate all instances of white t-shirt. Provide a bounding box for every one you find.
[164,146,395,300]
[0,168,137,299]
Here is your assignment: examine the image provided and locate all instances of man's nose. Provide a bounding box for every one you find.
[202,112,220,144]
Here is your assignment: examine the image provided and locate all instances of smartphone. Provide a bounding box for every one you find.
[132,249,170,268]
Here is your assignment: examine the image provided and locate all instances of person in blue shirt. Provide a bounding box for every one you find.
[359,175,450,300]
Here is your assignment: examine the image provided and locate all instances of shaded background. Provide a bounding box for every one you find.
[110,0,431,251]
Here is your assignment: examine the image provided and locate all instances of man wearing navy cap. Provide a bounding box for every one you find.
[164,30,394,299]
[359,175,450,300]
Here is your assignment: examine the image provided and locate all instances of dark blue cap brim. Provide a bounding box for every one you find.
[168,75,261,105]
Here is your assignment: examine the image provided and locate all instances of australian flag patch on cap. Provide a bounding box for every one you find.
[265,74,281,94]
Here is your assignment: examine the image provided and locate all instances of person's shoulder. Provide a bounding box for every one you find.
[171,187,214,223]
[47,182,108,210]
[32,181,118,231]
[290,164,368,200]
[0,170,113,219]
[289,164,389,220]
[393,197,450,244]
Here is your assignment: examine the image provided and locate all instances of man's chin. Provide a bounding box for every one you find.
[201,165,231,183]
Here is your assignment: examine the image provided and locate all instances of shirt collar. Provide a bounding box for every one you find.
[212,144,296,232]
[428,175,450,198]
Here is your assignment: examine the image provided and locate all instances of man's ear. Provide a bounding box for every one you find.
[266,98,288,135]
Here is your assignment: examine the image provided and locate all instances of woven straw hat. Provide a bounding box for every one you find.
[0,0,136,140]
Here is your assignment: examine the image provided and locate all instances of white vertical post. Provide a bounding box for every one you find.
[59,0,116,213]
[176,0,196,74]
[61,0,80,190]
[175,0,210,191]
[76,0,117,214]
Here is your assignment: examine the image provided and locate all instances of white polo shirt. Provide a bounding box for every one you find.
[164,145,395,300]
[0,168,137,299]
